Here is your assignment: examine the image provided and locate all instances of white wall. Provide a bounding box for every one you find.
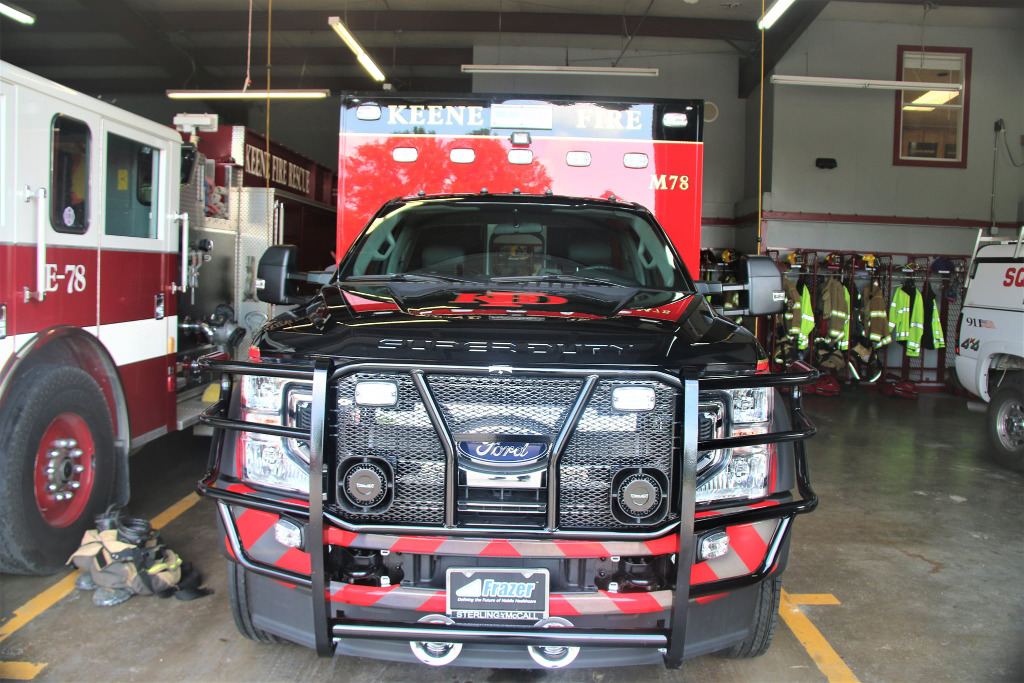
[763,17,1024,255]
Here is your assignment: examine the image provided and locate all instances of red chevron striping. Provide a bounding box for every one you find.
[330,584,397,606]
[549,594,582,617]
[727,524,769,573]
[235,508,277,550]
[226,484,257,495]
[689,561,720,585]
[416,592,448,613]
[603,590,664,614]
[643,534,679,555]
[224,536,236,560]
[324,527,360,546]
[275,548,312,575]
[551,540,610,558]
[390,536,447,554]
[479,540,522,557]
[695,593,726,605]
[282,498,309,508]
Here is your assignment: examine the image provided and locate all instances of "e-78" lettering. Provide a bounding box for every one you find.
[649,174,690,191]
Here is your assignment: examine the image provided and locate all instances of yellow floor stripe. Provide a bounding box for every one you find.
[779,589,859,683]
[0,661,48,680]
[787,593,842,606]
[0,572,79,645]
[150,492,201,530]
[0,491,201,648]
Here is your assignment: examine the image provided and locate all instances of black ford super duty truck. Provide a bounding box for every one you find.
[198,192,817,669]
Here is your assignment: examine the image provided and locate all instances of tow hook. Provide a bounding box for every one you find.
[409,614,462,666]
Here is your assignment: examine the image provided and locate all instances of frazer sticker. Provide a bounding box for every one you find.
[63,206,75,227]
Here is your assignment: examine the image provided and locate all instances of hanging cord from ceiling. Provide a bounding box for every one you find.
[266,0,273,252]
[612,0,654,67]
[243,0,254,91]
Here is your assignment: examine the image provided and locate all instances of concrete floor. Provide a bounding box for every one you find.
[2,388,1022,681]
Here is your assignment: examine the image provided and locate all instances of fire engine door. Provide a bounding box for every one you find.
[96,119,177,438]
[7,92,102,347]
[1,80,13,362]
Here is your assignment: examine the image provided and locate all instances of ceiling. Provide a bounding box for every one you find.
[2,0,1020,106]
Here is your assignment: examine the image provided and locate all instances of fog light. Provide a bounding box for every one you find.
[354,380,399,406]
[274,519,304,549]
[699,531,730,561]
[611,386,656,411]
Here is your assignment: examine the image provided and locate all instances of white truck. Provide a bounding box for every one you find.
[954,227,1024,471]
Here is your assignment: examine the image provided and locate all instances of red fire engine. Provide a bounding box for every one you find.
[0,62,336,574]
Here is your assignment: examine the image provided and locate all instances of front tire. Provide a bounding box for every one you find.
[227,562,281,643]
[987,385,1024,472]
[0,365,115,574]
[719,576,782,658]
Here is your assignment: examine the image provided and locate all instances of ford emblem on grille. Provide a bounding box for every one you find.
[457,441,548,466]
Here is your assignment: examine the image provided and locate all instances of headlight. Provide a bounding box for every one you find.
[238,376,312,494]
[729,387,772,424]
[696,388,773,503]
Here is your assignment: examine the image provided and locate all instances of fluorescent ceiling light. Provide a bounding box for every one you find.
[0,1,35,24]
[758,0,797,30]
[771,75,962,92]
[911,90,960,106]
[461,64,659,77]
[167,89,330,100]
[329,16,386,83]
[902,106,935,112]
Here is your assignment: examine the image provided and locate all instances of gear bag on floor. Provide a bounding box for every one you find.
[67,508,211,602]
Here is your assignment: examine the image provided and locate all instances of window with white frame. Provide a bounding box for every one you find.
[894,46,971,168]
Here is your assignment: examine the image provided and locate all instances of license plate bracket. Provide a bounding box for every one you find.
[446,567,550,623]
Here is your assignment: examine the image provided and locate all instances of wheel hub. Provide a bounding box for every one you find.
[43,439,86,501]
[34,414,96,528]
[997,400,1024,450]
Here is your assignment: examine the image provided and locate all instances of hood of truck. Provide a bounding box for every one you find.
[255,282,764,370]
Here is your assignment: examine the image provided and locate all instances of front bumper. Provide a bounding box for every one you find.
[198,356,816,668]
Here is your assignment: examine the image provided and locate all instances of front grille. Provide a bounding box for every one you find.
[559,379,677,530]
[332,373,445,525]
[330,370,680,532]
[428,375,583,435]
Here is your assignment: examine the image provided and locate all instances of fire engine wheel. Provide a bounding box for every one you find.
[987,385,1024,472]
[718,576,782,659]
[0,365,115,575]
[227,562,282,643]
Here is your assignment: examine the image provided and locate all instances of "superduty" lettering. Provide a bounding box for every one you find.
[378,339,634,355]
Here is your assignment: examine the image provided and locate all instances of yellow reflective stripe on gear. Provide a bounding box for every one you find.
[147,556,183,574]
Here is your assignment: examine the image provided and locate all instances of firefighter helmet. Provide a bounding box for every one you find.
[721,248,741,264]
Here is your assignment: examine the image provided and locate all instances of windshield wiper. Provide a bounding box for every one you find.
[344,273,479,285]
[489,274,624,287]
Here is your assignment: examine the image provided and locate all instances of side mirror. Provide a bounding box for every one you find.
[257,245,305,305]
[180,143,199,186]
[744,256,785,316]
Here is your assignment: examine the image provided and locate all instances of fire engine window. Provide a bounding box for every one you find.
[105,133,161,238]
[51,115,91,233]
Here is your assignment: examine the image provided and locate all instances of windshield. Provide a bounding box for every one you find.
[339,199,691,290]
